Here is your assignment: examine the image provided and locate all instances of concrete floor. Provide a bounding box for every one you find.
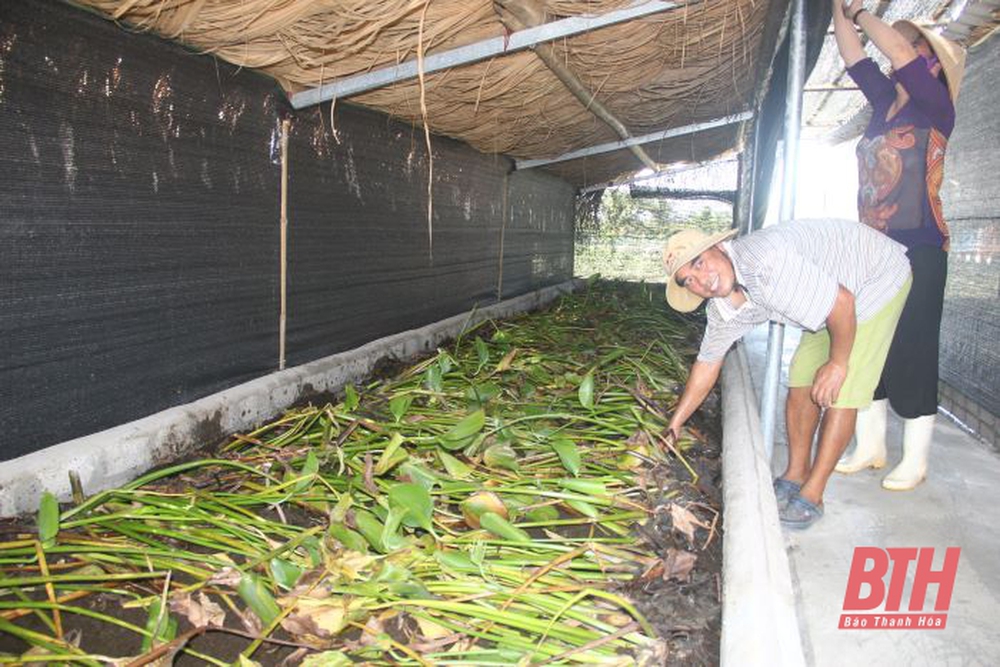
[743,325,1000,667]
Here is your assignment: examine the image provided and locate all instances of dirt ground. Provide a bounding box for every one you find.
[0,400,722,666]
[1,287,723,666]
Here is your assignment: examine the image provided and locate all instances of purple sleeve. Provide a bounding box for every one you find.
[893,57,955,135]
[847,58,895,115]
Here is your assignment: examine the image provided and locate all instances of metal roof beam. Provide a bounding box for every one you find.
[290,0,680,109]
[577,158,738,194]
[514,111,753,170]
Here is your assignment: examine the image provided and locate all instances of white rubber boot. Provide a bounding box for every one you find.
[882,415,934,491]
[836,399,888,474]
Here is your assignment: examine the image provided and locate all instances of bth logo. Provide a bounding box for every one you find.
[839,547,960,630]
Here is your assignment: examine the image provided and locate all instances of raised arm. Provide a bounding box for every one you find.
[832,0,866,67]
[667,358,724,439]
[847,0,919,70]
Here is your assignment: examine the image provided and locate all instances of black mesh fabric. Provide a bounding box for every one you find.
[501,171,576,299]
[0,0,575,460]
[286,106,505,366]
[939,33,1000,415]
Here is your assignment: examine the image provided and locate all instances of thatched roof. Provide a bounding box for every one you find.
[68,0,998,186]
[72,0,776,187]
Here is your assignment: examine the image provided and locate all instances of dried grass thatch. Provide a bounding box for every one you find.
[74,0,775,186]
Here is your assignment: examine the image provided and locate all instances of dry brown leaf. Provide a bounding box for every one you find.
[661,548,698,582]
[280,596,362,640]
[669,503,708,543]
[357,615,385,647]
[363,453,378,495]
[207,565,242,588]
[495,348,518,372]
[626,429,650,448]
[169,591,226,628]
[235,606,262,636]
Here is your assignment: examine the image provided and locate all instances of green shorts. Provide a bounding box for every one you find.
[788,278,912,409]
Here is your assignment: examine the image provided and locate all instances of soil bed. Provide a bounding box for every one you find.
[1,282,721,666]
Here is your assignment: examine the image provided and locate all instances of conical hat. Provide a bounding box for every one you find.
[893,20,966,102]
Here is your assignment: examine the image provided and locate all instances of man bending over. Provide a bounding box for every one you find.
[663,219,911,529]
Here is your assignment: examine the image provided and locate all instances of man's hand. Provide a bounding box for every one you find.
[666,358,724,448]
[811,360,847,408]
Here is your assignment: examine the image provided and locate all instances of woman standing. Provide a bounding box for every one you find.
[831,0,965,490]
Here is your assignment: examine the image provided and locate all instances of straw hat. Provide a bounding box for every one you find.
[662,228,737,312]
[893,20,966,102]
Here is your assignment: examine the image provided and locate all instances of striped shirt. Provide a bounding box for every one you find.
[697,219,912,362]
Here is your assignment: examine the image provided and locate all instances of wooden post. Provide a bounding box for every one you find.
[279,118,290,371]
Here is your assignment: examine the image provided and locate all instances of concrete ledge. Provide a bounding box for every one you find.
[720,344,805,667]
[0,280,582,518]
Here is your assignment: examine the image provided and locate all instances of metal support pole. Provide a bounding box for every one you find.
[760,0,807,459]
[734,119,759,237]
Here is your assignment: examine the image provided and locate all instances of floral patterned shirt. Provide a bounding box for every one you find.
[847,57,955,250]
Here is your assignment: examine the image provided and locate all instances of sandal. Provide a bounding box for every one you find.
[772,477,801,507]
[779,494,824,530]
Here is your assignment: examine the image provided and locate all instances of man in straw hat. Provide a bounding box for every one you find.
[832,1,966,491]
[663,219,912,529]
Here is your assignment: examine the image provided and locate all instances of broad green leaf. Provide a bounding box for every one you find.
[578,372,595,409]
[397,461,440,490]
[302,536,324,568]
[479,512,531,543]
[328,522,369,553]
[550,438,581,476]
[388,580,434,599]
[525,505,561,523]
[434,550,479,572]
[293,450,320,492]
[353,509,386,553]
[37,492,59,549]
[439,410,485,451]
[474,337,490,371]
[380,513,411,552]
[465,382,500,407]
[438,353,453,375]
[374,433,408,476]
[141,599,178,653]
[564,498,599,519]
[343,384,360,411]
[389,394,412,422]
[330,492,353,523]
[269,557,304,590]
[388,482,434,531]
[598,347,629,366]
[425,365,443,393]
[301,651,352,667]
[373,562,411,583]
[558,478,608,496]
[482,442,519,472]
[237,572,281,627]
[437,449,473,479]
